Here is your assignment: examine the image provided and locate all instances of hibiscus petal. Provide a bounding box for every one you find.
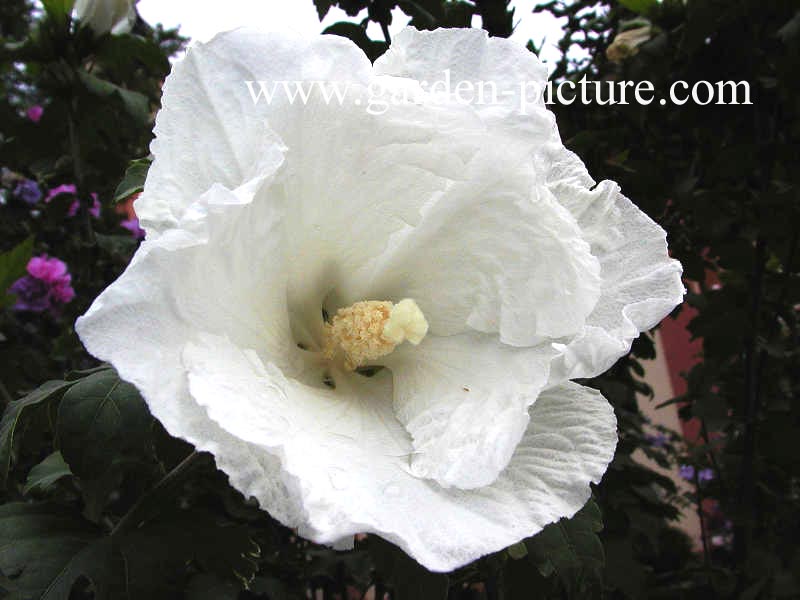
[546,170,685,383]
[136,29,371,235]
[356,153,602,344]
[77,183,299,389]
[176,334,615,573]
[383,333,556,489]
[375,26,683,381]
[375,27,548,112]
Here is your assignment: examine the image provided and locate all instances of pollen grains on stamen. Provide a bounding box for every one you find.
[323,298,429,371]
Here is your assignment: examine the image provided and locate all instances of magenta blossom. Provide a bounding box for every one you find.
[68,193,101,219]
[45,184,101,219]
[44,184,77,203]
[9,255,76,313]
[27,105,44,123]
[120,217,145,239]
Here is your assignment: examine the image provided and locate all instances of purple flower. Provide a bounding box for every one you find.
[679,465,695,481]
[9,255,76,314]
[26,105,44,123]
[68,193,101,219]
[698,468,714,483]
[44,184,77,203]
[13,179,42,205]
[645,433,668,448]
[120,217,145,240]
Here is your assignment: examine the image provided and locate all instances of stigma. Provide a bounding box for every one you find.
[323,298,429,371]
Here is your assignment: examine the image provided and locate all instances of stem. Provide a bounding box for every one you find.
[66,98,94,245]
[374,581,385,600]
[699,420,727,497]
[111,450,202,537]
[380,20,391,45]
[694,469,712,571]
[485,564,504,600]
[735,237,767,562]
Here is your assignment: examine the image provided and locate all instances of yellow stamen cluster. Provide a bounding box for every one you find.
[323,299,428,370]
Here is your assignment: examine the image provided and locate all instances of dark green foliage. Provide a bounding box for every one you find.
[23,450,71,495]
[57,368,152,479]
[0,237,33,308]
[524,499,605,595]
[367,537,449,600]
[0,379,75,487]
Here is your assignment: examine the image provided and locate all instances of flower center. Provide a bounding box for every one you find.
[323,298,429,371]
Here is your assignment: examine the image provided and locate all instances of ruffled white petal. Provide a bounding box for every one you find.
[375,27,548,111]
[383,333,556,489]
[136,29,371,235]
[176,335,616,573]
[352,147,602,345]
[373,26,684,383]
[75,194,306,527]
[545,164,684,383]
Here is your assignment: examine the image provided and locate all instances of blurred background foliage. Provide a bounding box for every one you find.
[0,0,798,598]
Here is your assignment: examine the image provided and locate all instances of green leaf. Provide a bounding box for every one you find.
[118,509,260,595]
[186,574,242,600]
[525,498,605,596]
[313,0,334,20]
[41,0,76,20]
[322,22,388,61]
[95,233,138,258]
[0,379,75,488]
[0,236,34,309]
[507,541,529,559]
[40,537,118,600]
[96,34,171,76]
[617,0,657,15]
[57,369,153,480]
[113,157,151,202]
[0,502,107,600]
[367,537,448,600]
[78,70,151,126]
[23,451,72,495]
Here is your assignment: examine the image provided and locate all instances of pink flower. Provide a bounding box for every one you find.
[68,193,101,219]
[26,105,44,123]
[9,255,76,314]
[120,217,145,239]
[44,184,77,203]
[27,256,68,282]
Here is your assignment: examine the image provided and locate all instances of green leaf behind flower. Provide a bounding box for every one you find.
[524,498,605,596]
[113,157,151,203]
[23,450,72,495]
[0,236,34,309]
[0,379,75,489]
[367,536,449,600]
[57,369,153,480]
[0,502,105,600]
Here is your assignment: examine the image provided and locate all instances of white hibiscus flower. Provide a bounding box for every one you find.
[76,27,684,571]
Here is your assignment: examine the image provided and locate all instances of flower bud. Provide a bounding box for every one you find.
[73,0,138,36]
[606,25,653,62]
